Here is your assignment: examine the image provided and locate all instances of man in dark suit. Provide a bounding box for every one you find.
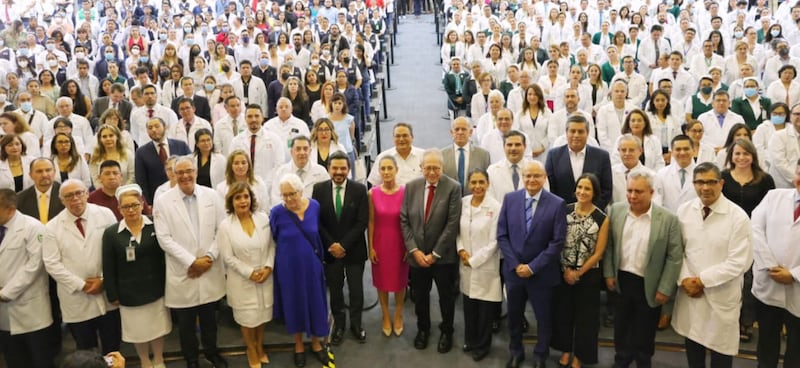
[90,83,133,130]
[497,160,567,368]
[443,57,469,113]
[312,151,369,346]
[134,117,191,204]
[604,168,684,368]
[400,148,462,354]
[545,114,613,209]
[16,157,67,359]
[441,117,491,194]
[170,77,212,122]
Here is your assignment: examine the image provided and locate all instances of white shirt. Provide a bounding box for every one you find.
[487,158,532,203]
[367,146,425,185]
[568,145,587,184]
[263,115,311,147]
[270,160,330,207]
[129,105,179,146]
[229,128,288,191]
[619,205,653,277]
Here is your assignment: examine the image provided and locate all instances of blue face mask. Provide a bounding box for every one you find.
[140,56,149,63]
[20,102,32,112]
[159,34,167,41]
[743,87,758,97]
[771,29,781,37]
[771,115,786,125]
[105,53,114,61]
[18,48,28,56]
[260,58,269,67]
[186,39,195,46]
[204,83,215,91]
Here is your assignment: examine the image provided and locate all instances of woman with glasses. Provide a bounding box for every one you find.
[51,133,91,188]
[215,150,269,211]
[310,118,346,169]
[0,133,33,192]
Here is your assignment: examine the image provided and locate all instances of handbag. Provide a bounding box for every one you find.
[286,210,323,262]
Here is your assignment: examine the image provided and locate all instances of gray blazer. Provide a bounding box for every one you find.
[400,175,462,266]
[603,202,684,308]
[441,144,491,195]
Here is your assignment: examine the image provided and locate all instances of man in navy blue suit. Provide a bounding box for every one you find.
[545,114,613,209]
[497,160,567,368]
[134,117,191,203]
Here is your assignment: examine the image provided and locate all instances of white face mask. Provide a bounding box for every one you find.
[0,94,6,103]
[75,52,85,59]
[48,59,58,67]
[131,49,140,55]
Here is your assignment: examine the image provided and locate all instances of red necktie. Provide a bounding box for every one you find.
[250,134,257,165]
[158,143,167,165]
[702,206,711,220]
[424,185,435,222]
[794,201,800,222]
[148,109,154,118]
[75,218,85,237]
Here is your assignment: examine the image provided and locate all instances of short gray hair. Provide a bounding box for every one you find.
[279,173,305,193]
[174,155,198,170]
[422,148,444,166]
[59,178,88,196]
[618,133,642,147]
[627,168,654,188]
[56,96,73,107]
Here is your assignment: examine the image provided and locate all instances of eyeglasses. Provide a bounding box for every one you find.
[693,179,720,186]
[422,166,442,172]
[174,169,196,176]
[61,190,86,200]
[280,191,299,199]
[317,127,332,132]
[120,203,142,211]
[55,140,71,145]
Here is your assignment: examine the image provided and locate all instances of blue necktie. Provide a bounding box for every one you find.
[525,197,535,232]
[512,164,520,190]
[457,147,465,187]
[717,114,725,127]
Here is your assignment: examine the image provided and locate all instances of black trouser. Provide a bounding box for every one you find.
[325,260,365,330]
[685,337,733,368]
[551,268,601,365]
[462,293,499,351]
[174,301,220,363]
[740,269,756,327]
[0,325,57,368]
[46,277,63,354]
[409,263,458,335]
[614,271,661,368]
[67,309,121,354]
[755,298,800,368]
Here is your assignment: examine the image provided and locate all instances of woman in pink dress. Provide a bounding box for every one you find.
[368,155,408,337]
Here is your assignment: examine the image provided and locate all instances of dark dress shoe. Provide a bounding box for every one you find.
[311,347,330,365]
[521,317,529,332]
[205,354,228,368]
[331,327,345,346]
[294,352,306,367]
[506,355,525,368]
[413,330,429,349]
[437,333,453,353]
[472,347,490,361]
[351,327,367,343]
[462,344,474,352]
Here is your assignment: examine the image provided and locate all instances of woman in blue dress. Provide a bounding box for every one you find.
[270,173,330,368]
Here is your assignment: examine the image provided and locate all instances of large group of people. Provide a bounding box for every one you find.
[0,0,800,367]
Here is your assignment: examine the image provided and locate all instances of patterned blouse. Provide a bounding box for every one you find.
[561,203,606,270]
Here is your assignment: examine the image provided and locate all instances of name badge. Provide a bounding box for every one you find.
[126,245,136,262]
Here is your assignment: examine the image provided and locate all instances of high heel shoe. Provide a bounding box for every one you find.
[382,319,392,336]
[260,353,270,364]
[393,318,404,336]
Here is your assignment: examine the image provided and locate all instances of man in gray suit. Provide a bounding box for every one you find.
[90,83,133,130]
[604,168,684,368]
[441,117,491,194]
[400,148,462,354]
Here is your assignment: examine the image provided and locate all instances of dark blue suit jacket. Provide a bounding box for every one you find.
[135,139,191,204]
[544,144,613,209]
[497,189,567,288]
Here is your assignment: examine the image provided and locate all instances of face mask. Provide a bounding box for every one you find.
[131,49,140,55]
[743,87,758,97]
[105,53,114,61]
[771,29,780,37]
[342,57,350,63]
[18,48,28,56]
[140,56,149,63]
[222,26,229,32]
[160,69,170,78]
[48,59,58,67]
[242,36,250,43]
[46,43,55,51]
[734,31,743,38]
[322,50,330,57]
[160,34,167,41]
[20,101,32,112]
[201,26,209,34]
[184,27,192,33]
[188,38,198,46]
[75,52,85,59]
[779,48,790,56]
[222,65,231,72]
[260,58,269,67]
[0,94,6,104]
[204,83,215,91]
[700,86,713,95]
[770,115,785,124]
[281,72,290,80]
[18,60,28,68]
[311,59,319,65]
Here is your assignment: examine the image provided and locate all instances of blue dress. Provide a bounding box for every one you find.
[269,200,329,337]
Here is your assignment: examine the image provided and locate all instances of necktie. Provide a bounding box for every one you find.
[424,184,435,222]
[794,200,800,222]
[232,119,239,135]
[183,195,200,234]
[148,108,154,118]
[655,40,660,62]
[112,102,118,110]
[599,11,603,29]
[511,164,520,190]
[158,143,167,165]
[39,193,49,224]
[0,225,6,246]
[702,206,711,220]
[672,71,677,80]
[525,197,535,232]
[679,168,686,188]
[335,185,343,219]
[457,147,465,187]
[717,114,725,127]
[250,134,257,165]
[454,73,462,95]
[184,120,191,134]
[297,168,305,180]
[75,218,85,237]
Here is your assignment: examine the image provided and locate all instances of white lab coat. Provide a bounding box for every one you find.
[515,108,552,163]
[43,204,117,323]
[231,76,269,116]
[610,134,666,171]
[195,152,226,190]
[0,156,34,192]
[767,125,800,188]
[229,128,288,192]
[0,213,52,335]
[457,195,502,302]
[697,110,746,149]
[166,116,213,149]
[656,162,698,213]
[153,185,226,309]
[45,114,95,153]
[595,101,639,150]
[750,189,800,318]
[269,161,330,207]
[215,177,271,212]
[486,158,532,203]
[611,163,663,207]
[672,196,752,356]
[217,212,275,321]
